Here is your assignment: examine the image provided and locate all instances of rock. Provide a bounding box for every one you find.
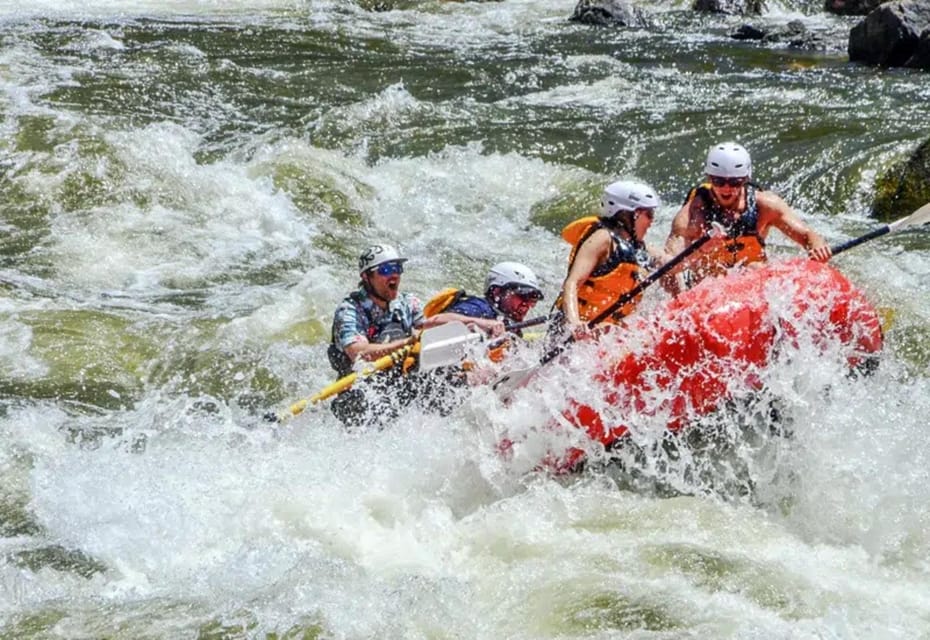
[729,21,828,49]
[824,0,888,15]
[731,24,767,40]
[693,0,765,15]
[569,0,649,27]
[872,138,930,221]
[848,0,930,67]
[906,27,930,67]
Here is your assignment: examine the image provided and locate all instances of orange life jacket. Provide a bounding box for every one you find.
[685,183,766,280]
[424,287,466,318]
[555,216,650,324]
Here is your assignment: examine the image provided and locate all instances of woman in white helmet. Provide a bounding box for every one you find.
[554,179,665,339]
[665,142,831,290]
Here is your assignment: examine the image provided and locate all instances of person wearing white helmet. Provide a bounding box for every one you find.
[421,261,544,373]
[665,142,831,290]
[329,243,420,380]
[331,242,478,371]
[459,261,543,323]
[484,261,544,324]
[328,243,465,427]
[554,179,665,339]
[423,261,544,335]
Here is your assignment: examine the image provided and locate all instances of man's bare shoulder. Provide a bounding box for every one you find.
[754,189,794,224]
[755,188,789,210]
[677,198,708,235]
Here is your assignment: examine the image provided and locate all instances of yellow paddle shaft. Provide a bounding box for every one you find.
[283,340,420,419]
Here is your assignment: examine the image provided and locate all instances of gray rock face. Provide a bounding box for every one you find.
[569,0,648,27]
[824,0,887,15]
[730,20,829,49]
[906,27,930,67]
[693,0,765,15]
[848,0,930,67]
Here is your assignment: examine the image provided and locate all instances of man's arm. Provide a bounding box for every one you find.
[664,201,694,257]
[662,201,700,294]
[427,311,504,337]
[333,302,414,365]
[343,336,415,364]
[758,191,831,262]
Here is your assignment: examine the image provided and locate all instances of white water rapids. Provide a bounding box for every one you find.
[1,0,929,638]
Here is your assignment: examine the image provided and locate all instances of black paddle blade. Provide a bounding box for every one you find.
[262,411,281,423]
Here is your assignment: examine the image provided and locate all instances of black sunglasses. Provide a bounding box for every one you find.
[505,285,542,302]
[710,176,747,188]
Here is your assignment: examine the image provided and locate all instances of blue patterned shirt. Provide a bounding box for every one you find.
[331,286,425,350]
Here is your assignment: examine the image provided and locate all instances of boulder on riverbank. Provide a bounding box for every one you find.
[568,0,649,27]
[848,0,930,69]
[693,0,765,14]
[871,138,930,221]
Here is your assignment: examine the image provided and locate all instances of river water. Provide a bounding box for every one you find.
[2,0,930,638]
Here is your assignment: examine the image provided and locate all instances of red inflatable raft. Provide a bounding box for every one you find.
[513,259,884,471]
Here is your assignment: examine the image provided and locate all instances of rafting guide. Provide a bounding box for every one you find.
[666,142,833,291]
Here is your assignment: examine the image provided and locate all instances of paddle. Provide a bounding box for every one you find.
[266,321,483,423]
[491,234,714,399]
[417,321,485,369]
[505,316,548,332]
[830,202,930,256]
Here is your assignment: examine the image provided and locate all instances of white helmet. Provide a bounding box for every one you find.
[600,180,660,218]
[704,142,752,178]
[485,261,544,300]
[358,244,407,275]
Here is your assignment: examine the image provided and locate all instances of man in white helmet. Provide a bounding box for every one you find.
[422,261,544,367]
[554,179,665,339]
[328,243,458,426]
[426,261,544,328]
[665,142,831,290]
[328,244,424,379]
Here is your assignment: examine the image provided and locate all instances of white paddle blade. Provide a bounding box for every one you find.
[889,202,930,233]
[418,321,484,370]
[490,365,538,402]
